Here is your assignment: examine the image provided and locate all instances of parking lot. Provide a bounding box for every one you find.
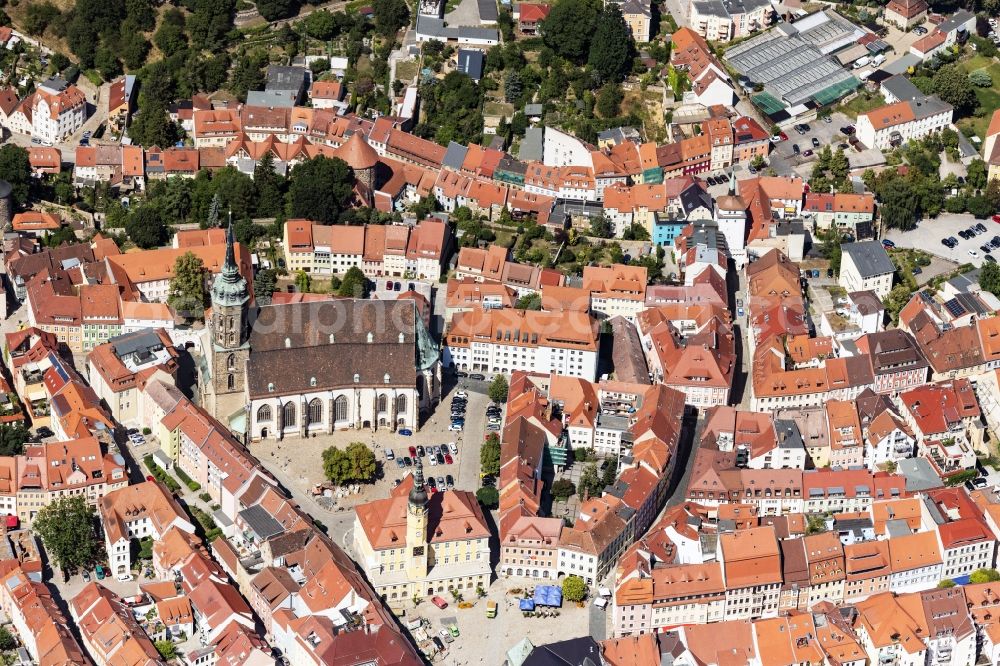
[769,112,858,178]
[885,213,999,268]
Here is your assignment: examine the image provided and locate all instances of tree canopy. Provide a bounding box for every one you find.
[287,156,355,225]
[488,375,509,403]
[562,575,588,602]
[337,266,370,298]
[0,145,31,208]
[418,71,484,146]
[33,496,101,576]
[0,423,29,458]
[322,442,378,485]
[167,252,207,317]
[373,0,410,36]
[125,206,169,249]
[480,433,501,476]
[541,0,601,63]
[588,6,634,82]
[476,486,499,508]
[932,64,977,116]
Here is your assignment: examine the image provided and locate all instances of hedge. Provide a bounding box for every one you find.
[143,455,180,492]
[174,466,201,492]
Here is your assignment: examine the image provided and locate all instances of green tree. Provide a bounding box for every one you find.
[579,463,603,498]
[932,64,977,115]
[0,626,15,651]
[167,251,207,317]
[595,83,623,118]
[24,2,61,36]
[154,641,177,660]
[138,536,154,560]
[589,214,613,238]
[228,49,268,102]
[337,266,370,298]
[551,478,576,500]
[877,174,919,231]
[488,375,509,403]
[588,5,633,82]
[970,568,1000,584]
[128,104,179,148]
[0,145,31,208]
[969,70,992,87]
[562,574,588,602]
[287,156,355,225]
[126,0,156,31]
[937,579,957,588]
[503,71,523,104]
[0,423,30,457]
[254,153,285,217]
[541,0,600,63]
[119,30,151,71]
[418,71,483,146]
[125,206,168,249]
[476,486,499,508]
[256,0,299,21]
[322,442,377,485]
[480,433,501,476]
[303,10,338,40]
[154,9,187,57]
[968,195,993,218]
[884,283,914,324]
[253,268,278,305]
[33,496,100,576]
[294,270,312,293]
[979,261,1000,296]
[515,293,542,310]
[373,0,410,36]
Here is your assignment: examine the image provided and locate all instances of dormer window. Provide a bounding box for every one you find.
[310,377,317,387]
[268,382,275,392]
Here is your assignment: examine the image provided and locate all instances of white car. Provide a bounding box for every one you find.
[449,423,463,431]
[385,449,394,460]
[449,442,458,454]
[970,250,980,258]
[428,454,438,465]
[455,390,468,398]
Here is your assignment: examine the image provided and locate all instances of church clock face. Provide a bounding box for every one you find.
[415,530,422,539]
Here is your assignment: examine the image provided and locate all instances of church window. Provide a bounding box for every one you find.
[227,354,236,371]
[334,396,349,422]
[377,394,388,413]
[396,394,407,415]
[283,402,297,427]
[308,398,323,423]
[257,405,272,422]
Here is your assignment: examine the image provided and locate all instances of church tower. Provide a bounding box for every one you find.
[406,460,429,581]
[209,223,250,397]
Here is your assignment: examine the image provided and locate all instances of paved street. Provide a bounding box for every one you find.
[884,213,998,269]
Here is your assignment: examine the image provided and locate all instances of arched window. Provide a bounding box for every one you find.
[283,401,297,427]
[377,394,388,413]
[227,374,235,390]
[227,353,236,371]
[334,395,349,422]
[308,398,323,424]
[396,394,407,415]
[257,405,272,422]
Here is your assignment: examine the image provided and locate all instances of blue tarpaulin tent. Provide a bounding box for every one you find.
[532,586,563,607]
[519,598,535,611]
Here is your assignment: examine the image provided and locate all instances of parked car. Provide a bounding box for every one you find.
[96,566,106,580]
[792,144,800,155]
[37,427,54,438]
[403,456,413,467]
[416,445,425,458]
[432,596,449,609]
[802,149,814,157]
[469,373,485,380]
[398,428,413,436]
[385,449,395,460]
[444,453,454,465]
[449,442,459,454]
[408,446,417,458]
[446,475,455,489]
[82,570,91,582]
[436,453,446,465]
[396,457,405,468]
[977,223,987,233]
[450,423,464,431]
[970,250,980,258]
[811,137,820,148]
[987,255,997,264]
[881,239,895,248]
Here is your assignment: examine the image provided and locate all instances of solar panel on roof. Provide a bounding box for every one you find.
[944,298,966,317]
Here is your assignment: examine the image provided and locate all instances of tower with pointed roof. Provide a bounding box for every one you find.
[333,131,380,190]
[208,223,251,397]
[406,460,430,580]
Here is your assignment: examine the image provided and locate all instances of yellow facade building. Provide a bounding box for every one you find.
[352,462,492,611]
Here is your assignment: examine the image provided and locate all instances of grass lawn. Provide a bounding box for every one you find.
[395,59,419,83]
[954,57,1000,140]
[838,92,886,119]
[484,100,514,118]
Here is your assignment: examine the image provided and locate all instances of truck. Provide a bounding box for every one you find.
[486,600,497,618]
[853,55,871,69]
[872,54,886,67]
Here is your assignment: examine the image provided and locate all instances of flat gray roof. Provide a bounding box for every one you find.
[842,240,895,278]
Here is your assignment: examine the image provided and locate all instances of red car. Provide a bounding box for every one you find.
[408,446,417,458]
[993,215,1000,223]
[432,596,448,609]
[444,453,454,465]
[145,475,155,482]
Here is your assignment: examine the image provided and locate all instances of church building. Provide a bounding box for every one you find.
[245,298,441,441]
[352,462,492,612]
